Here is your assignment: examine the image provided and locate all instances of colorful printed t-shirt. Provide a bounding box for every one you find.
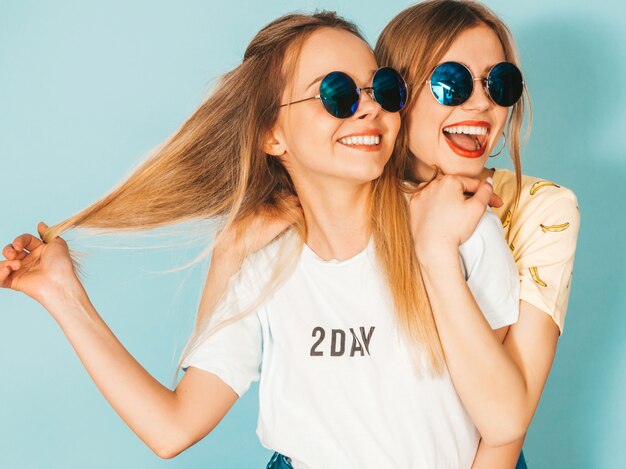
[491,168,580,333]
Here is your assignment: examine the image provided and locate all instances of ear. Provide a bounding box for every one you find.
[263,127,286,157]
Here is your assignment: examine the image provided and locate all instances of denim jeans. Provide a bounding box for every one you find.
[266,452,294,469]
[266,450,528,468]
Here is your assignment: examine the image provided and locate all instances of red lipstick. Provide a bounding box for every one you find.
[442,120,491,159]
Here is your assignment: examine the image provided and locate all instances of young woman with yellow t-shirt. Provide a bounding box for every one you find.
[374,1,580,467]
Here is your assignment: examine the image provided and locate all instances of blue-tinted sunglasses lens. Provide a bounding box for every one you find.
[488,62,524,107]
[430,62,472,106]
[319,72,360,118]
[372,67,407,112]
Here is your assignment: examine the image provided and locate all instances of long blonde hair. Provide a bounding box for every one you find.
[375,0,532,209]
[40,11,445,377]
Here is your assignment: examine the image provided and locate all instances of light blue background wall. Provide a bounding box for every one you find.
[1,1,624,468]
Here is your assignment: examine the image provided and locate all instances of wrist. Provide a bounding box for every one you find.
[414,241,459,268]
[417,249,466,295]
[39,276,91,320]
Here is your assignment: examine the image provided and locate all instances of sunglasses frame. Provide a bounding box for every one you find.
[426,61,525,108]
[279,67,408,118]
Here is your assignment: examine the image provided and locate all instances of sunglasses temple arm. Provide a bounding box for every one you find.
[279,95,320,107]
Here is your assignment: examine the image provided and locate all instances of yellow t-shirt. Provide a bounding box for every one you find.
[491,168,580,334]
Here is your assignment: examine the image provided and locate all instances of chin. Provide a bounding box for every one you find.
[440,153,488,178]
[346,162,387,183]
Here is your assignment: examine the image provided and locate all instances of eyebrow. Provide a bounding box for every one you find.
[479,61,507,76]
[444,61,502,76]
[305,74,327,92]
[304,69,379,92]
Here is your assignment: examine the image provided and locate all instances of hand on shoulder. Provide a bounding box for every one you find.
[213,193,303,262]
[409,174,501,261]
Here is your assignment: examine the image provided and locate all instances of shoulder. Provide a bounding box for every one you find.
[462,207,506,248]
[242,232,288,273]
[521,173,577,208]
[459,207,510,266]
[459,208,520,329]
[500,171,580,272]
[491,170,580,331]
[492,169,580,234]
[478,206,506,233]
[238,229,301,293]
[494,168,578,207]
[517,174,580,237]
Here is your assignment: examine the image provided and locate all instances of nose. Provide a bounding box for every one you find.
[353,86,381,120]
[461,78,492,113]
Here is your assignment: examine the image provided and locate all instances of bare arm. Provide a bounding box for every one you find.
[1,229,250,459]
[411,176,560,446]
[411,174,578,451]
[471,301,558,467]
[420,247,561,444]
[1,205,298,458]
[419,248,530,445]
[472,435,526,469]
[471,322,525,469]
[41,254,242,459]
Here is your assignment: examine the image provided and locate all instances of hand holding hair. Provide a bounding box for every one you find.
[0,221,82,311]
[1,219,240,458]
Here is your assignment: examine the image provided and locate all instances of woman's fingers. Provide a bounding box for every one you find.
[1,224,50,275]
[0,262,11,286]
[1,259,21,271]
[447,175,493,220]
[11,233,43,253]
[410,174,505,254]
[442,174,482,194]
[468,180,494,212]
[3,231,43,261]
[2,244,26,260]
[488,192,503,208]
[37,221,50,238]
[435,174,502,208]
[0,259,22,288]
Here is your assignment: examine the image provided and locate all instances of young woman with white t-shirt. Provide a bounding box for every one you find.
[1,11,520,469]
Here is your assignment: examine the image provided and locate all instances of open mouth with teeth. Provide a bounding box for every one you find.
[338,134,382,150]
[442,124,490,158]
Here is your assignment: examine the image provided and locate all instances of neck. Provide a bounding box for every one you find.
[296,179,371,261]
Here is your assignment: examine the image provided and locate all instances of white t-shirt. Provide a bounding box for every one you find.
[459,207,520,329]
[182,209,519,469]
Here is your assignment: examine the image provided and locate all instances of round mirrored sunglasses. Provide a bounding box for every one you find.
[427,61,524,107]
[280,67,408,118]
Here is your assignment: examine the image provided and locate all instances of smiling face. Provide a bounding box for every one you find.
[406,24,509,181]
[267,27,400,191]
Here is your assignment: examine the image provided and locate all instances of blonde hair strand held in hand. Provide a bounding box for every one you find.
[40,11,445,382]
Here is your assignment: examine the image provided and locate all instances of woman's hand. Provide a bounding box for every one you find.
[409,175,499,261]
[195,194,303,327]
[213,194,303,262]
[1,221,81,310]
[410,175,531,445]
